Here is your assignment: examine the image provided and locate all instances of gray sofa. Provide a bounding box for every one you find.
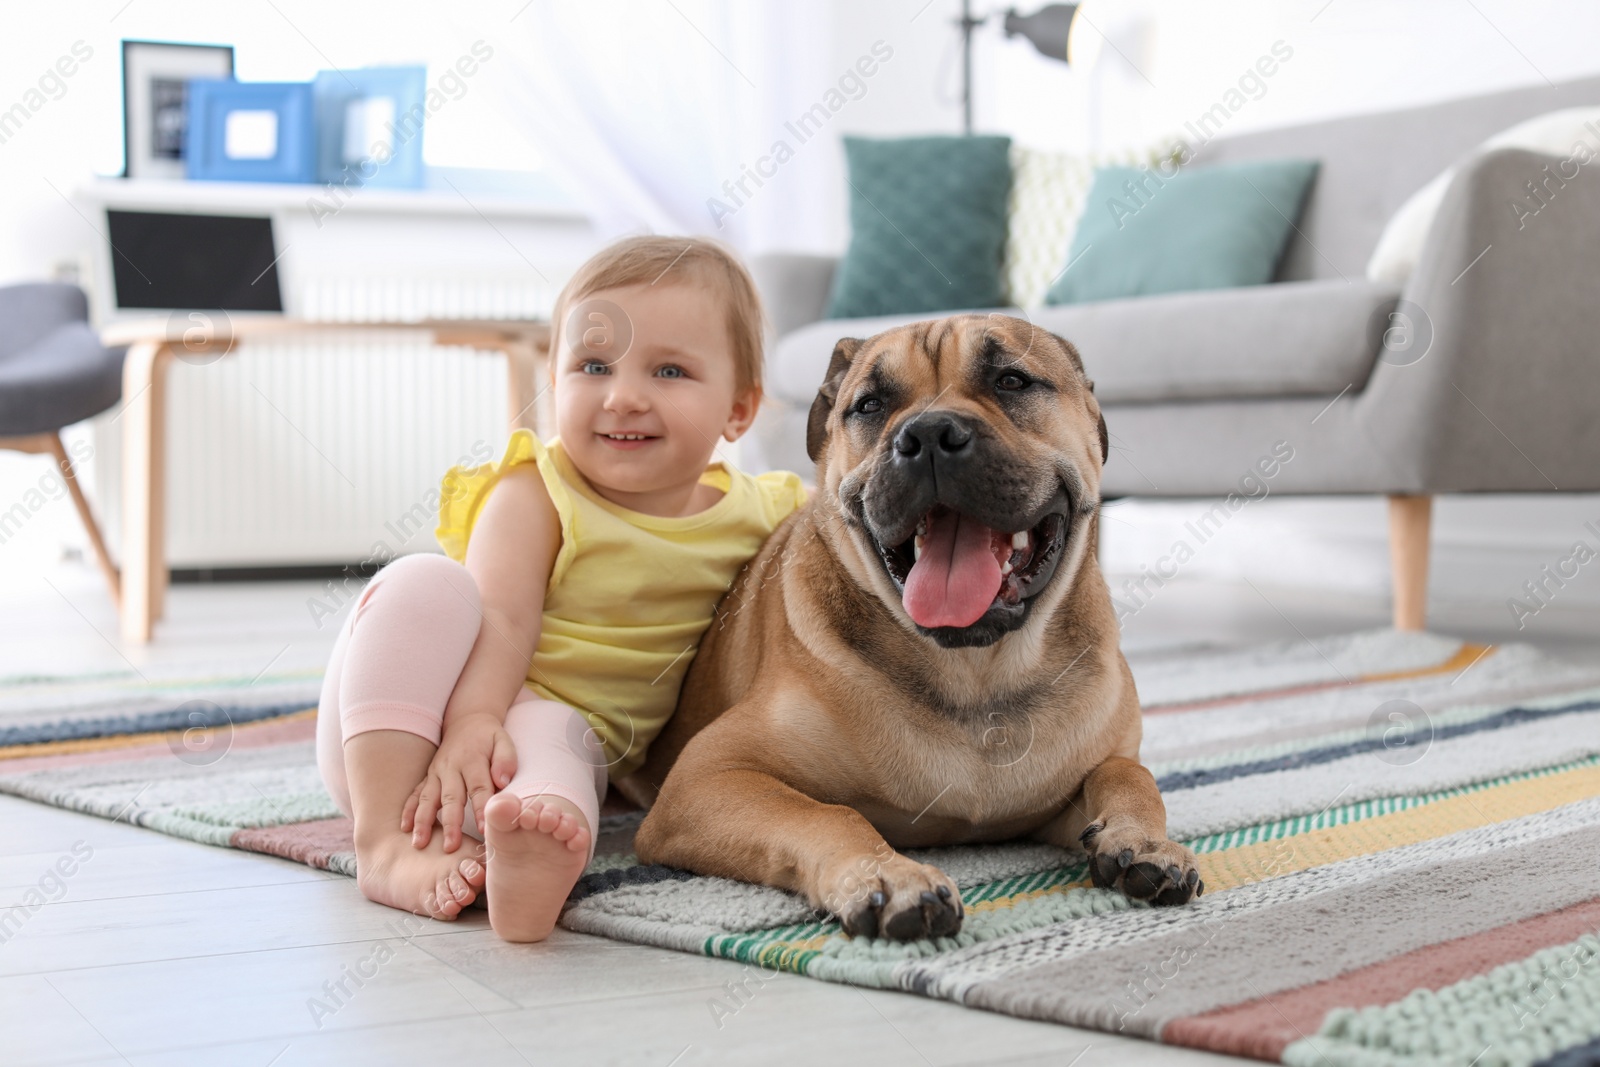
[744,75,1600,630]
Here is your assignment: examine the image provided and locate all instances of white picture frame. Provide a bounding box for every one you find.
[122,40,235,179]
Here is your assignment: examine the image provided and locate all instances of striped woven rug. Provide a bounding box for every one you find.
[4,627,1600,1066]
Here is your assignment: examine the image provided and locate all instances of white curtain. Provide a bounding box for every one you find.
[490,0,840,254]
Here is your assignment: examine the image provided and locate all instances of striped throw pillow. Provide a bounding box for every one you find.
[1003,136,1189,309]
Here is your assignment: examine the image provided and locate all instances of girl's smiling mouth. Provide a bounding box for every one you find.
[597,431,661,449]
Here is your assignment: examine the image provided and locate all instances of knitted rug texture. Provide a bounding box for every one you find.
[5,627,1600,1067]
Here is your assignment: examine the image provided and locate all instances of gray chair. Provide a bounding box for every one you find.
[0,282,124,603]
[745,75,1600,630]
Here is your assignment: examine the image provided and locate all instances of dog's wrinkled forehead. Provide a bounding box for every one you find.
[806,314,1109,471]
[855,315,1088,395]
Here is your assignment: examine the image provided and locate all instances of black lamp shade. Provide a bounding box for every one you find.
[1003,4,1078,63]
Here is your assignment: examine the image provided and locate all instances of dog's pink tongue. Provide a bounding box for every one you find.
[903,510,1003,628]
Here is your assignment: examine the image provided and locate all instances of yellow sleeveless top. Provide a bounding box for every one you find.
[435,429,806,778]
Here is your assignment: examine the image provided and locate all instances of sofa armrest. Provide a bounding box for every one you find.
[1355,146,1600,492]
[750,253,838,341]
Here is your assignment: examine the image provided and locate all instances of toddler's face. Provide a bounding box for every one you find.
[553,280,753,498]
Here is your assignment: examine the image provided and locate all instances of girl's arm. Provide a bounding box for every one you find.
[402,462,562,850]
[448,462,561,727]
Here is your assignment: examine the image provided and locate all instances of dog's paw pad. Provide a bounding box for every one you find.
[827,855,963,941]
[1084,826,1201,907]
[1122,861,1167,899]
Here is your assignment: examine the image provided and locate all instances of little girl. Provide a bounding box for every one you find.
[315,235,806,942]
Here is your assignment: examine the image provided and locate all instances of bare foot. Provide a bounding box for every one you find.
[483,791,591,943]
[355,830,487,921]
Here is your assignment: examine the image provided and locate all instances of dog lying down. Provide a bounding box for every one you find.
[619,315,1201,941]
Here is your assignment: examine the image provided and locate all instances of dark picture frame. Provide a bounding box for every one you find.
[121,40,235,179]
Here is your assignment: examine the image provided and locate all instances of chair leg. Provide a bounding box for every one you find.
[49,433,121,608]
[1387,493,1432,631]
[0,431,120,609]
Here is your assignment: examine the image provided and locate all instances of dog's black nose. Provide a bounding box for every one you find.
[893,411,973,459]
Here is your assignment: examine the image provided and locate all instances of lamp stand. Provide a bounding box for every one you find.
[957,0,984,134]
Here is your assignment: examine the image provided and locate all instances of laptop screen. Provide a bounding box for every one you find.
[106,210,285,312]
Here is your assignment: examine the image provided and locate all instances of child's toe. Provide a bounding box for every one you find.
[428,880,460,918]
[515,799,544,831]
[445,871,470,903]
[484,792,523,833]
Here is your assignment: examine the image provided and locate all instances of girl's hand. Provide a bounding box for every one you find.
[401,712,517,853]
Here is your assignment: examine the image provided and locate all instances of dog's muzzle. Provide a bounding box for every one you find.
[859,410,1072,648]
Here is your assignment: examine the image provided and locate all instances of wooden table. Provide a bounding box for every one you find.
[101,317,552,643]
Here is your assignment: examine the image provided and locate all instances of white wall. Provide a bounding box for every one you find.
[835,0,1600,155]
[0,0,549,287]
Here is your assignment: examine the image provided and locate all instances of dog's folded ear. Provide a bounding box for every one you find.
[1084,377,1108,466]
[806,337,863,464]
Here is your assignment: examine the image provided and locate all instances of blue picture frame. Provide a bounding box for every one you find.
[184,79,316,183]
[312,67,427,189]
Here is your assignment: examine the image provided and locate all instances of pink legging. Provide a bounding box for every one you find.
[316,553,606,864]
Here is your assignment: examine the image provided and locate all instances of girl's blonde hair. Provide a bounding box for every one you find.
[548,235,767,396]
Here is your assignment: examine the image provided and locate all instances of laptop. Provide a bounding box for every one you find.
[95,208,287,331]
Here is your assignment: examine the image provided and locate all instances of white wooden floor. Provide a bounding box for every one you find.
[1,553,1595,1067]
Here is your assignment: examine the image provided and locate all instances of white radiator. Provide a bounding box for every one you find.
[93,334,509,568]
[295,271,557,323]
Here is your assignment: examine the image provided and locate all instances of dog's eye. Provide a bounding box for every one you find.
[996,371,1030,391]
[854,396,883,415]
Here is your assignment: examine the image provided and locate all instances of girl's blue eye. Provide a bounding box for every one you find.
[581,360,608,375]
[657,365,684,379]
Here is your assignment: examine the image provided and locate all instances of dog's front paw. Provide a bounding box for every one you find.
[1081,820,1202,906]
[819,851,963,941]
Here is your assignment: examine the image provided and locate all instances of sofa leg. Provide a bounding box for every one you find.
[1387,494,1432,631]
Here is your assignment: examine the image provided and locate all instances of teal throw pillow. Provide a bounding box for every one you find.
[825,135,1013,319]
[1045,158,1319,306]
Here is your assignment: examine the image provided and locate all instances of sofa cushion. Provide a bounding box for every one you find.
[1045,158,1320,306]
[1003,138,1185,309]
[1193,74,1600,283]
[824,134,1012,319]
[767,279,1399,407]
[1031,279,1398,401]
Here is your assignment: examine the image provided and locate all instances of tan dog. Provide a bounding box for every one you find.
[622,314,1201,941]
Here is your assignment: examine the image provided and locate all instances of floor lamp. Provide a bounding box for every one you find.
[956,1,1094,133]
